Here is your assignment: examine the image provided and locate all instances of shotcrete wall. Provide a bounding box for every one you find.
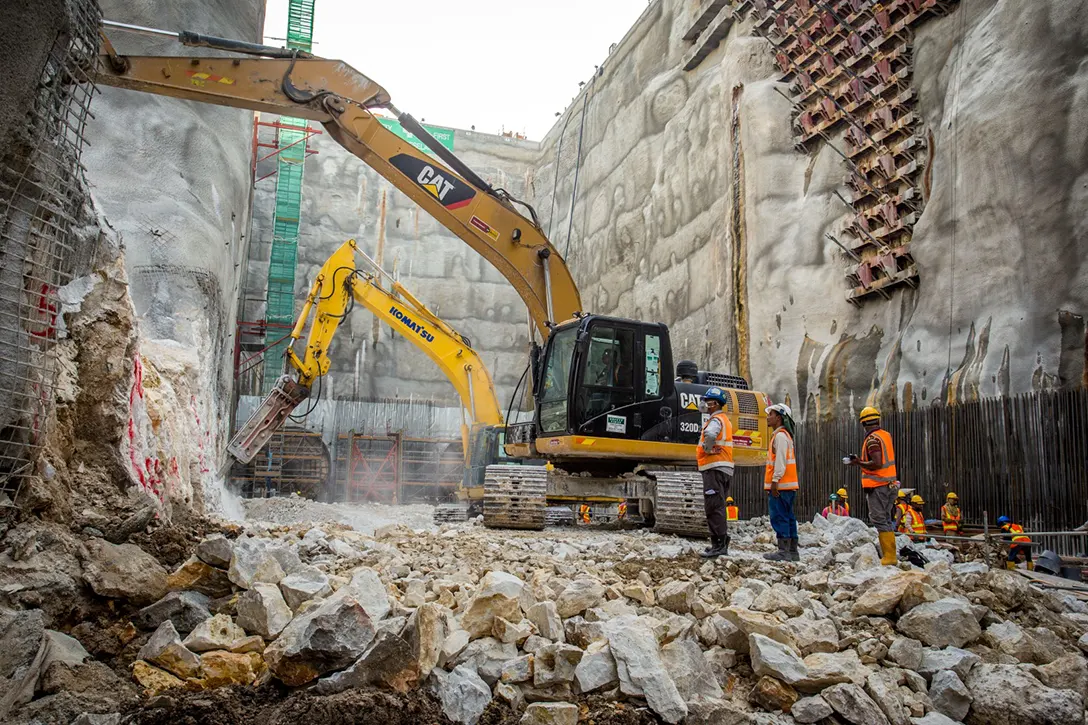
[247,124,536,410]
[79,0,265,508]
[532,0,1088,419]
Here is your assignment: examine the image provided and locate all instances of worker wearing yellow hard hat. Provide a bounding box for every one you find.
[941,492,961,536]
[894,489,909,532]
[844,406,900,565]
[905,494,927,541]
[725,496,739,522]
[836,488,850,515]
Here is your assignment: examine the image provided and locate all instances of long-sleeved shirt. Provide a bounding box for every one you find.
[771,429,791,483]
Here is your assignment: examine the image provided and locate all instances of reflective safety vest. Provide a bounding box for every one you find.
[726,506,739,521]
[905,507,927,539]
[579,505,591,524]
[1004,523,1030,543]
[843,501,850,515]
[860,428,897,489]
[822,503,849,518]
[941,504,962,533]
[696,411,735,472]
[764,428,799,491]
[617,502,628,519]
[895,502,911,532]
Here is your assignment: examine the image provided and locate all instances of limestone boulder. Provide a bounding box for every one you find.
[792,695,834,724]
[520,702,578,725]
[451,636,519,685]
[133,591,211,635]
[227,536,292,589]
[982,620,1035,661]
[0,608,44,679]
[852,571,929,617]
[917,646,982,682]
[660,638,723,702]
[136,621,201,679]
[556,578,606,618]
[334,567,392,622]
[887,637,923,671]
[534,642,583,687]
[191,650,263,689]
[499,654,534,683]
[965,663,1083,724]
[236,582,293,639]
[182,613,246,653]
[604,616,687,723]
[194,534,233,569]
[783,615,839,656]
[896,598,981,648]
[441,629,470,667]
[263,596,376,686]
[656,580,696,614]
[912,714,962,725]
[279,565,331,611]
[314,628,418,694]
[527,600,565,642]
[493,617,533,645]
[165,556,233,598]
[621,582,655,606]
[929,670,971,722]
[749,633,807,686]
[722,606,796,650]
[408,602,448,678]
[574,640,618,693]
[822,682,891,725]
[131,660,184,697]
[1036,654,1088,701]
[430,664,492,725]
[705,613,747,651]
[865,670,912,725]
[752,583,805,617]
[749,675,799,713]
[798,650,870,692]
[985,570,1035,611]
[83,539,168,606]
[460,571,525,639]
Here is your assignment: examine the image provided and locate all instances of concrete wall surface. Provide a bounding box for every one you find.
[248,122,538,411]
[531,0,1088,419]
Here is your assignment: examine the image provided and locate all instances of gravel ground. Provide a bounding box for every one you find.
[241,494,437,534]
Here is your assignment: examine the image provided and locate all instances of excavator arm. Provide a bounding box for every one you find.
[94,26,581,340]
[227,239,503,464]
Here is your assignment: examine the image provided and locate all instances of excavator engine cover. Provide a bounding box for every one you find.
[227,376,311,464]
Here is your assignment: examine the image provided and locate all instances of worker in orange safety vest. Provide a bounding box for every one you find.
[941,492,962,536]
[998,515,1033,570]
[822,493,849,518]
[845,406,899,565]
[837,488,851,515]
[763,403,800,562]
[904,495,928,541]
[579,504,591,524]
[697,388,734,558]
[617,501,628,520]
[725,497,739,521]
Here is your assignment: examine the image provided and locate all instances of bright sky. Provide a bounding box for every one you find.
[262,0,649,140]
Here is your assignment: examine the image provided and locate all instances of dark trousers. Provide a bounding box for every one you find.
[768,490,798,539]
[700,468,731,537]
[1008,544,1033,563]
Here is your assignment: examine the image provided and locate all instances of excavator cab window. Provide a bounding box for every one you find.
[578,324,637,432]
[538,326,578,433]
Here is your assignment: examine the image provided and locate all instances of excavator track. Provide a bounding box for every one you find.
[651,471,710,538]
[483,465,547,530]
[545,505,575,526]
[433,503,471,524]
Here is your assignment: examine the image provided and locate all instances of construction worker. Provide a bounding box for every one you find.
[696,388,734,558]
[822,493,849,518]
[617,501,628,520]
[905,495,928,541]
[894,489,910,531]
[998,515,1033,569]
[579,503,591,524]
[726,497,739,522]
[941,493,962,536]
[763,403,800,562]
[845,406,899,565]
[837,488,851,515]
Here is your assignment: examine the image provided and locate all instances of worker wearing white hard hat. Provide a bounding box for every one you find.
[763,403,800,562]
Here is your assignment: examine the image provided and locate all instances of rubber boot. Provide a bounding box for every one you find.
[764,538,789,561]
[701,536,722,558]
[878,531,898,566]
[1027,561,1035,571]
[787,537,800,562]
[718,534,730,557]
[1005,560,1017,571]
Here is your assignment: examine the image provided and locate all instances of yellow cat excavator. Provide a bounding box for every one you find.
[95,21,771,536]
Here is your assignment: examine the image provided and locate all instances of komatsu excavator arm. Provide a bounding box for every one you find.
[95,24,581,340]
[227,239,503,465]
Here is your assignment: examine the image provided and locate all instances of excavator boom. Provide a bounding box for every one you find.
[95,27,581,339]
[228,239,502,464]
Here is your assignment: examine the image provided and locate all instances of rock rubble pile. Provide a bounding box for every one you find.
[2,509,1087,724]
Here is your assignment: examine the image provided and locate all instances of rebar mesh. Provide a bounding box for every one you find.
[0,0,100,501]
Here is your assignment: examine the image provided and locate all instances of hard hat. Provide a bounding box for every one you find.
[910,494,924,505]
[997,515,1011,526]
[837,488,848,498]
[946,492,958,500]
[859,406,881,423]
[765,403,793,418]
[897,489,908,499]
[702,387,727,404]
[726,496,734,503]
[829,493,840,501]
